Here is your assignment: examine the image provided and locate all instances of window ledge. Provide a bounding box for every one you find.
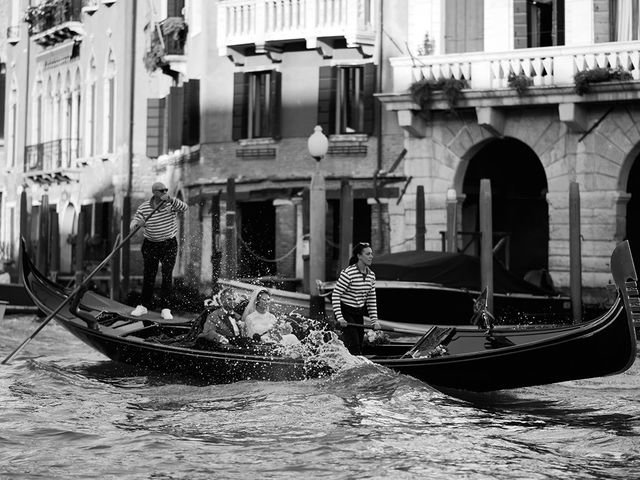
[329,133,368,143]
[238,137,276,146]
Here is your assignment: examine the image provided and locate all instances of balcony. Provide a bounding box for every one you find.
[217,0,376,63]
[378,41,640,136]
[7,25,20,45]
[25,0,85,47]
[24,139,81,184]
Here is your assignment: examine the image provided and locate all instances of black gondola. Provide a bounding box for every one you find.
[17,240,638,392]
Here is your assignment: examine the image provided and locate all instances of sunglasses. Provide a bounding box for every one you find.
[154,189,168,193]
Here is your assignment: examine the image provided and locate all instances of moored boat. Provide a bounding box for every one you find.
[320,250,572,325]
[15,240,638,392]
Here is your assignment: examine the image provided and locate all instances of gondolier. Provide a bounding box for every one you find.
[332,242,381,355]
[129,182,188,320]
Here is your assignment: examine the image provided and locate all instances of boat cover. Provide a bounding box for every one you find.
[372,250,556,295]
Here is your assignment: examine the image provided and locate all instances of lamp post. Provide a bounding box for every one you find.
[307,125,329,320]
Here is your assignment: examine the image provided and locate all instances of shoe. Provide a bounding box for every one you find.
[130,305,148,317]
[161,308,173,320]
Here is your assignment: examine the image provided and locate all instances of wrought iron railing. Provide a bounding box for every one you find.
[160,17,188,55]
[25,0,83,35]
[25,139,82,172]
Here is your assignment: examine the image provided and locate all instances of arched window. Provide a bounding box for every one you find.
[104,50,116,154]
[85,56,97,157]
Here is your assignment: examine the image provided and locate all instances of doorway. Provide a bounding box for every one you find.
[461,137,549,277]
[237,200,276,279]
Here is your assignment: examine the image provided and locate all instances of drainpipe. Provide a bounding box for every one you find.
[374,0,385,252]
[121,0,138,300]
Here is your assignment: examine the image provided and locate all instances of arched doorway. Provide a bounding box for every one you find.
[625,154,640,263]
[461,137,549,277]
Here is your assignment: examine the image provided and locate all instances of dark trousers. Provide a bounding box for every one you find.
[141,237,178,309]
[340,303,366,355]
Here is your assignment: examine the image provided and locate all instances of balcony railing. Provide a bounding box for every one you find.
[25,139,82,174]
[390,41,640,93]
[26,0,84,47]
[160,17,188,56]
[217,0,375,56]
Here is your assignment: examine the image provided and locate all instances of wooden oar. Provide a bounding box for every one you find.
[1,199,168,365]
[342,322,422,335]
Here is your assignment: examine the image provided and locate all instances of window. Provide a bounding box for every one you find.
[514,0,564,49]
[232,70,281,141]
[317,64,376,136]
[611,0,639,41]
[104,51,116,154]
[86,57,97,157]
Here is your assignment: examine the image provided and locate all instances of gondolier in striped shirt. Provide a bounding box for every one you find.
[129,182,188,320]
[331,242,381,355]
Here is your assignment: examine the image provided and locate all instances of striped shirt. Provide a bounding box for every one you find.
[331,264,378,322]
[134,197,188,242]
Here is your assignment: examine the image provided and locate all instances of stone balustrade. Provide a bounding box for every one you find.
[390,41,640,93]
[217,0,375,57]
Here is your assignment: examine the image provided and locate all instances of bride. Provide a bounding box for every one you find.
[242,289,299,345]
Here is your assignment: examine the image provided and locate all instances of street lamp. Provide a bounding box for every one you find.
[307,125,329,320]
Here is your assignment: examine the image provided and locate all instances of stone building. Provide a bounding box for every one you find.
[3,0,636,305]
[378,0,640,302]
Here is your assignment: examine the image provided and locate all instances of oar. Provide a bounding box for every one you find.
[342,322,422,336]
[1,199,168,365]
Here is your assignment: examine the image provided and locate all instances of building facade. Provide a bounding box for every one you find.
[3,0,635,304]
[379,0,640,302]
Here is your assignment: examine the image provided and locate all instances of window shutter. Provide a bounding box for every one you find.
[182,79,200,146]
[232,72,248,141]
[146,97,165,158]
[513,0,528,49]
[317,66,337,135]
[445,0,484,53]
[269,71,282,140]
[167,86,184,151]
[362,63,376,135]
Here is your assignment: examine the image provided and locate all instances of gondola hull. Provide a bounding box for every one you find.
[18,240,638,392]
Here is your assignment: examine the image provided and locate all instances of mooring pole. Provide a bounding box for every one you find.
[446,188,458,253]
[569,182,583,323]
[416,185,425,251]
[480,179,494,315]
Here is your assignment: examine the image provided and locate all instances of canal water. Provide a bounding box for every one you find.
[1,313,639,479]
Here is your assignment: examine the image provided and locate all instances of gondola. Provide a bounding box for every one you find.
[320,250,572,325]
[17,240,638,392]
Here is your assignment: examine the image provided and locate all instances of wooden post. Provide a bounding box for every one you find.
[49,208,59,282]
[416,185,425,251]
[37,193,50,276]
[480,179,494,314]
[210,193,221,286]
[446,188,458,253]
[110,208,121,300]
[225,177,237,279]
[74,207,85,285]
[18,190,28,285]
[569,182,582,323]
[121,195,131,300]
[339,179,353,270]
[302,189,310,293]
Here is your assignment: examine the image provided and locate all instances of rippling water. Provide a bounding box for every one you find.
[1,314,639,479]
